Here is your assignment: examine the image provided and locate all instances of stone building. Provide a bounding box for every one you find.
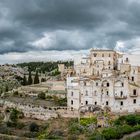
[58,64,75,80]
[67,49,140,114]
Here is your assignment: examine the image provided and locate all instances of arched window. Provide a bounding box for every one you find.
[120,101,123,106]
[133,99,136,104]
[106,91,109,96]
[85,101,88,105]
[133,89,137,95]
[71,100,73,105]
[107,83,110,87]
[106,101,109,105]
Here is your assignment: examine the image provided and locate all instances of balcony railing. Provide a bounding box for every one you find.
[129,93,138,97]
[67,86,79,90]
[114,95,127,100]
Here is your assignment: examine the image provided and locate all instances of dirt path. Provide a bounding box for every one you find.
[119,131,140,140]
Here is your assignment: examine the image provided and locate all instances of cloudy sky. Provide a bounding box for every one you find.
[0,0,140,64]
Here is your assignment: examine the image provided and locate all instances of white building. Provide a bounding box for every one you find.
[67,49,140,113]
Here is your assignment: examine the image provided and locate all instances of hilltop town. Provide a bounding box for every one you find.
[67,49,140,113]
[0,50,140,139]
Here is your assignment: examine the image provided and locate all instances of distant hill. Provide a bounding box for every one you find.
[17,61,73,73]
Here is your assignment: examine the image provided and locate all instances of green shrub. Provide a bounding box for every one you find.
[114,115,140,126]
[102,127,120,140]
[120,125,133,134]
[80,117,97,126]
[125,115,137,126]
[89,134,105,140]
[69,123,84,135]
[13,91,19,96]
[9,108,20,122]
[6,121,16,127]
[38,92,46,100]
[29,122,39,132]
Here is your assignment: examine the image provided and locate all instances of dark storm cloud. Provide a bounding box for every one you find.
[0,0,140,54]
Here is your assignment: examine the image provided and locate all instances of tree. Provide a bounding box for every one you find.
[34,71,40,84]
[22,74,27,86]
[10,109,19,122]
[28,70,33,85]
[5,85,9,92]
[38,92,46,99]
[29,122,39,132]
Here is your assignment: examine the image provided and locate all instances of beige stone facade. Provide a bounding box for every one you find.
[67,49,140,114]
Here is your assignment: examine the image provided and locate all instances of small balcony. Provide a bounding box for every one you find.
[129,93,138,97]
[114,95,127,100]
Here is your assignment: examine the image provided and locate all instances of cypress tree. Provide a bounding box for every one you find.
[28,70,33,85]
[5,85,9,92]
[23,74,27,86]
[34,71,40,84]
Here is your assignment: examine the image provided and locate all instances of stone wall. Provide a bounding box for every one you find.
[0,99,78,121]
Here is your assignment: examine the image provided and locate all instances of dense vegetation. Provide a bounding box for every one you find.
[89,114,140,140]
[0,79,20,94]
[17,61,73,73]
[39,114,140,140]
[1,114,140,139]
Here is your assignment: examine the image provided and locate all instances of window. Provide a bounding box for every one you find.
[126,57,129,62]
[109,54,111,57]
[120,101,123,106]
[106,101,108,105]
[93,53,97,57]
[107,83,110,87]
[108,61,111,65]
[132,76,134,81]
[71,100,73,105]
[84,82,86,86]
[102,54,104,57]
[96,82,98,86]
[85,101,88,105]
[95,102,97,105]
[122,83,124,87]
[120,91,123,97]
[71,91,73,96]
[106,91,109,96]
[133,89,137,95]
[133,99,136,104]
